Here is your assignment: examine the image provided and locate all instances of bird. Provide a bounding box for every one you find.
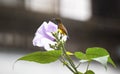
[52,18,68,36]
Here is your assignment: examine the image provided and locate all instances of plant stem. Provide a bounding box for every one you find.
[55,32,79,74]
[76,62,81,68]
[86,61,90,72]
[59,58,75,73]
[61,42,79,74]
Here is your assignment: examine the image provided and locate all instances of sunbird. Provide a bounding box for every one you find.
[53,18,68,36]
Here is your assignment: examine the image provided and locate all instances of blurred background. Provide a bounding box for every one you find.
[0,0,120,74]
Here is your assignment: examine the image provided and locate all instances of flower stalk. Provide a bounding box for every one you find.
[86,61,91,72]
[61,43,79,74]
[53,31,79,74]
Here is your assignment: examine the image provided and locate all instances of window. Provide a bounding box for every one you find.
[60,0,92,21]
[25,0,56,14]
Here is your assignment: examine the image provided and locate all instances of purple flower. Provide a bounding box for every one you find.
[33,21,67,51]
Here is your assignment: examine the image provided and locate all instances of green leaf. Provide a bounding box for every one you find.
[17,50,62,64]
[108,57,116,67]
[86,47,116,67]
[92,55,109,69]
[74,52,87,60]
[86,47,109,58]
[74,52,90,63]
[85,70,95,74]
[74,47,116,67]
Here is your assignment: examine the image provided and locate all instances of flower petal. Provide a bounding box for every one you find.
[33,34,44,47]
[33,21,58,50]
[45,21,58,32]
[36,22,47,35]
[43,21,58,40]
[41,38,56,51]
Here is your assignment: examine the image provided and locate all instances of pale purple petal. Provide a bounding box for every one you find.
[32,21,58,50]
[36,21,57,41]
[45,21,58,32]
[41,38,56,51]
[36,22,47,35]
[43,21,58,40]
[33,34,44,47]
